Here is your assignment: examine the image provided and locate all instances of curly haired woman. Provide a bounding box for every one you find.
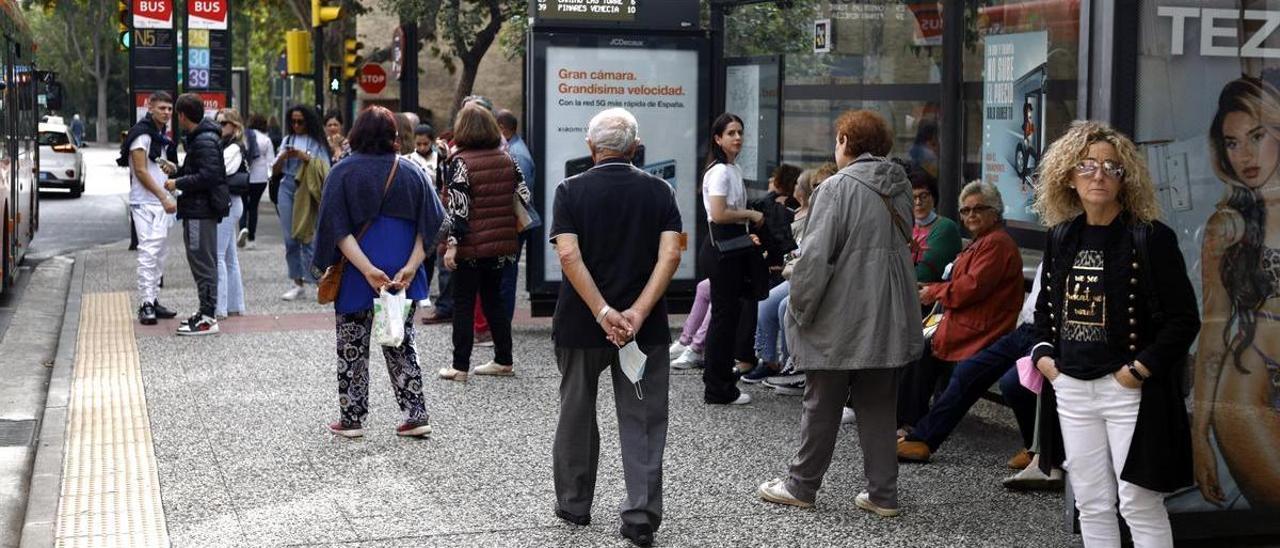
[1029,121,1200,547]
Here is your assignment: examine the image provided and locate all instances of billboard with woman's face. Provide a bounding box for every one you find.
[1136,0,1280,514]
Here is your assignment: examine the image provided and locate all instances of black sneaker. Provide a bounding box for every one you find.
[176,314,219,336]
[138,302,157,325]
[620,523,654,547]
[153,301,178,319]
[554,508,590,526]
[742,362,780,384]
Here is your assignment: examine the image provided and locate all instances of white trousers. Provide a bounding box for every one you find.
[1053,373,1172,548]
[131,203,172,305]
[216,198,245,316]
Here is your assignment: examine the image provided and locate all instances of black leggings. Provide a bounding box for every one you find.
[239,183,268,240]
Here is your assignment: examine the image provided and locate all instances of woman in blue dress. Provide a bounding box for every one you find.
[313,106,446,438]
[272,104,331,301]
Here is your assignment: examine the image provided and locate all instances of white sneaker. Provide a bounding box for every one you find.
[245,240,257,250]
[855,492,901,517]
[281,285,305,301]
[841,406,856,425]
[1002,460,1065,491]
[473,361,514,376]
[727,392,752,405]
[418,298,433,309]
[438,367,469,382]
[236,227,249,248]
[757,478,813,508]
[669,340,688,360]
[671,347,703,369]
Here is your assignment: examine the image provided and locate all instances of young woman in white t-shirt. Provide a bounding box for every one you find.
[699,113,764,406]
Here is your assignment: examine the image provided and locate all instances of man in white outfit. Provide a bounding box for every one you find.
[126,91,179,325]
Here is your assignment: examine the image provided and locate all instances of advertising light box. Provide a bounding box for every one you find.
[528,32,708,309]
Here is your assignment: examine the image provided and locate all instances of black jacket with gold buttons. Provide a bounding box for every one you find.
[1029,213,1201,492]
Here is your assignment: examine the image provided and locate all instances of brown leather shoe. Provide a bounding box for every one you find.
[896,440,931,463]
[421,311,452,325]
[1007,449,1033,470]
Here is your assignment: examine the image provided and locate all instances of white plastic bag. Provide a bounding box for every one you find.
[373,288,411,347]
[617,342,648,400]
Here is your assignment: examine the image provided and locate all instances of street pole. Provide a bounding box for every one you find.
[399,22,419,114]
[313,27,325,113]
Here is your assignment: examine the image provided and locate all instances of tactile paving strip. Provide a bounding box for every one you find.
[55,292,170,547]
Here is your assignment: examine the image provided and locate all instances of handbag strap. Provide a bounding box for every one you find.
[335,158,400,270]
[860,180,919,255]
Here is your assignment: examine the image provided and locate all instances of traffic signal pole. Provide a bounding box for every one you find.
[313,27,325,112]
[399,22,418,114]
[311,0,343,113]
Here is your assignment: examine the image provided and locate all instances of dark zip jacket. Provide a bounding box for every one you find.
[174,119,229,220]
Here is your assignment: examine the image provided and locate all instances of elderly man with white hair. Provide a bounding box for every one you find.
[549,108,682,548]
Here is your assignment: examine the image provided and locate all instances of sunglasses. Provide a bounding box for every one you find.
[1075,159,1125,179]
[958,205,993,217]
[290,119,305,126]
[218,120,232,126]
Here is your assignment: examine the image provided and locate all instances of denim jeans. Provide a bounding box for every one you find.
[276,177,315,283]
[216,198,245,316]
[907,324,1037,451]
[754,281,790,363]
[498,234,527,321]
[433,254,454,315]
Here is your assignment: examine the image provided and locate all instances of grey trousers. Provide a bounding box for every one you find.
[785,368,900,509]
[183,218,219,318]
[553,345,669,528]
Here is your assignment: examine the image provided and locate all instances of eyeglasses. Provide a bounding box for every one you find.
[1075,159,1125,179]
[912,192,933,204]
[958,205,993,217]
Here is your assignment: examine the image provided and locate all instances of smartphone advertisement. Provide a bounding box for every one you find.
[536,36,703,284]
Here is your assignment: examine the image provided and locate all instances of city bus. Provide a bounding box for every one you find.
[0,0,39,293]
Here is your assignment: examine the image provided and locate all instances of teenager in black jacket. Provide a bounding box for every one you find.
[164,93,229,336]
[1029,121,1199,547]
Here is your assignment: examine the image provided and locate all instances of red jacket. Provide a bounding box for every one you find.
[926,227,1023,362]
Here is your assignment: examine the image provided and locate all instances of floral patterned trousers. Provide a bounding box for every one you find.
[335,305,428,426]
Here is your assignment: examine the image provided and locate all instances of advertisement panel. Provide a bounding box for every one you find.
[725,57,781,190]
[981,30,1047,226]
[1135,0,1280,520]
[539,39,702,283]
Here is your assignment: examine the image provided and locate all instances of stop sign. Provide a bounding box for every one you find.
[358,64,387,95]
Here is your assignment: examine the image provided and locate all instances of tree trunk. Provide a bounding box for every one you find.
[95,75,109,143]
[450,57,481,122]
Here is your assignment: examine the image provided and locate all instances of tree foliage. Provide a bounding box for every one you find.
[380,0,526,120]
[25,0,127,141]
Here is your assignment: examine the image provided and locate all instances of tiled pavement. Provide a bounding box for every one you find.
[58,202,1073,547]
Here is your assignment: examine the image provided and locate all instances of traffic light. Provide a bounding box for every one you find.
[311,0,343,28]
[285,30,312,75]
[328,66,342,94]
[117,1,130,51]
[342,38,364,80]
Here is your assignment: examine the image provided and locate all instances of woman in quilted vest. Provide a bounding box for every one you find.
[437,104,533,382]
